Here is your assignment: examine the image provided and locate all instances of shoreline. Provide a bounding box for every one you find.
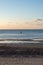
[0,38,43,57]
[0,38,43,44]
[0,38,43,40]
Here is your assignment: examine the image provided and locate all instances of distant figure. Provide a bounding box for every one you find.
[20,31,22,34]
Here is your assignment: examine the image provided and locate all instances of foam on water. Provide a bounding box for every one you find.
[0,40,40,44]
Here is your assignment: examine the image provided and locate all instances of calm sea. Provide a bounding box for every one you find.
[0,29,43,43]
[0,29,43,39]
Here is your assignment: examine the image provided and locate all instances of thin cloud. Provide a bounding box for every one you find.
[33,19,43,22]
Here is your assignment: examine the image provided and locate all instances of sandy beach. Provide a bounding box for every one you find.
[0,57,43,65]
[0,39,43,56]
[0,39,43,65]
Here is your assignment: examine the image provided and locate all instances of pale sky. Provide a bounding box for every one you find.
[0,0,43,29]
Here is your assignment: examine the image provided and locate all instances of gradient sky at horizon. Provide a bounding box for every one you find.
[0,0,43,29]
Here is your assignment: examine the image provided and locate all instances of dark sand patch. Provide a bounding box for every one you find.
[0,43,43,57]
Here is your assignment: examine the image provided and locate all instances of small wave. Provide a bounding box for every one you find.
[0,38,42,44]
[0,41,40,44]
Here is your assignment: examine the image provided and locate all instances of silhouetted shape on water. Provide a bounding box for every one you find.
[20,31,22,34]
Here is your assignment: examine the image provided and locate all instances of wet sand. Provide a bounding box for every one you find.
[0,38,43,42]
[0,43,43,56]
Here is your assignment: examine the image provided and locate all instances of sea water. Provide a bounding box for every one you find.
[0,29,43,43]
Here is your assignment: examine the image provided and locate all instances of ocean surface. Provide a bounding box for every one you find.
[0,29,43,43]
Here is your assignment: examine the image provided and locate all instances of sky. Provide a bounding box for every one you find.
[0,0,43,29]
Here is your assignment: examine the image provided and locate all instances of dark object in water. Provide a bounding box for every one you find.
[20,31,22,34]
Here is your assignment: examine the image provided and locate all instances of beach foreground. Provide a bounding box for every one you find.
[0,57,43,65]
[0,39,43,56]
[0,39,43,65]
